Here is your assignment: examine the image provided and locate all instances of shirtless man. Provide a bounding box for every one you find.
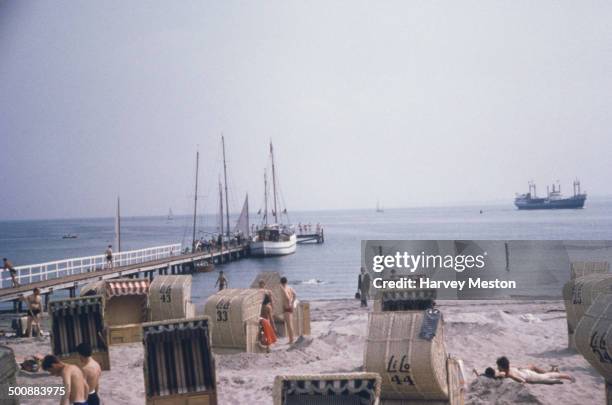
[42,355,90,405]
[77,343,102,405]
[20,288,43,337]
[215,271,228,291]
[3,258,19,287]
[280,277,296,344]
[496,356,575,384]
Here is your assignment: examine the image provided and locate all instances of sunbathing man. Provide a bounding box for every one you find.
[77,343,102,405]
[42,354,90,405]
[495,356,575,384]
[280,276,297,344]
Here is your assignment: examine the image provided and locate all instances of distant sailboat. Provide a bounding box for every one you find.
[376,200,384,213]
[167,208,174,221]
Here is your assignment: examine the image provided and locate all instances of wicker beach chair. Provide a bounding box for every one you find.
[364,310,464,405]
[149,275,195,322]
[81,278,150,345]
[203,288,265,352]
[48,295,110,370]
[562,269,612,349]
[0,345,19,405]
[143,316,217,405]
[570,261,609,280]
[575,293,612,404]
[273,373,382,405]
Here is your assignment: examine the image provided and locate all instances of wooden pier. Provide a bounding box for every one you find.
[297,229,325,244]
[0,243,249,311]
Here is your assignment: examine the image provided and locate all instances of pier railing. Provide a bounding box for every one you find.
[4,244,182,287]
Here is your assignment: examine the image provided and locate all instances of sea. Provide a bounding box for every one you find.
[2,197,612,308]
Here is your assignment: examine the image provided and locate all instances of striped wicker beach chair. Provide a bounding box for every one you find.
[81,278,150,345]
[143,316,217,405]
[273,373,382,405]
[48,295,110,370]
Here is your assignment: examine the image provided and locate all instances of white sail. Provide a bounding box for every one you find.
[234,194,250,237]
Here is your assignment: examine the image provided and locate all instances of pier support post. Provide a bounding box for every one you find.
[44,293,50,311]
[69,287,76,298]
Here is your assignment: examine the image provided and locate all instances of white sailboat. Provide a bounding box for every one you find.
[251,143,296,257]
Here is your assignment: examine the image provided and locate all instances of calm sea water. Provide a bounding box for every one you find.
[2,198,612,306]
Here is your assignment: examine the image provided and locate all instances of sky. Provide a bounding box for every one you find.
[1,1,611,220]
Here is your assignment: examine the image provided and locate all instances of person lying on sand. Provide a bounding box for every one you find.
[494,356,575,384]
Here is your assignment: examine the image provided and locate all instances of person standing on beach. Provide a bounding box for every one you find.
[280,276,296,344]
[20,288,43,337]
[357,267,370,307]
[42,355,90,405]
[215,270,228,291]
[76,343,102,405]
[3,258,19,288]
[104,245,113,269]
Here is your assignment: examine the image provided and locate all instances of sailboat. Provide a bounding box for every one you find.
[250,143,297,257]
[167,208,173,221]
[376,200,384,213]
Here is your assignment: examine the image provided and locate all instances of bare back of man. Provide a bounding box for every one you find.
[62,364,89,405]
[81,357,102,405]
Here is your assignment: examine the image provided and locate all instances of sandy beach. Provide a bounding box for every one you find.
[1,299,604,405]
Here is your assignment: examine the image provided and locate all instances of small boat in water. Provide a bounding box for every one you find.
[514,180,586,210]
[62,234,78,239]
[251,142,296,257]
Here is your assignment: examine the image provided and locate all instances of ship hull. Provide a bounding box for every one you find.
[250,234,297,256]
[515,195,586,210]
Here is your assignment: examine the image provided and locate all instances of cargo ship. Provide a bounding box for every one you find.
[514,180,586,210]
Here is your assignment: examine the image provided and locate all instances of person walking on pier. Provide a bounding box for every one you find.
[104,245,113,269]
[215,270,228,291]
[357,267,371,308]
[3,258,19,288]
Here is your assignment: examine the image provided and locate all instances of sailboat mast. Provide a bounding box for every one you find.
[192,150,199,252]
[115,196,121,252]
[222,135,230,237]
[219,178,224,237]
[245,193,250,237]
[264,170,269,226]
[270,142,279,224]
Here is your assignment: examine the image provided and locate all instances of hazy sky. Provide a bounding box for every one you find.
[1,1,611,220]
